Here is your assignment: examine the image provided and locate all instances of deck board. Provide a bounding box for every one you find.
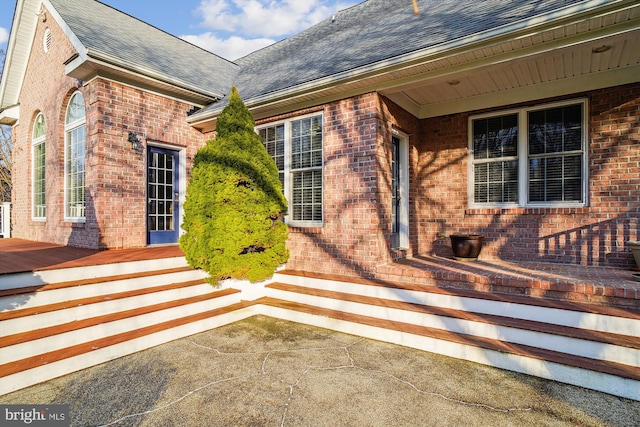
[0,239,184,274]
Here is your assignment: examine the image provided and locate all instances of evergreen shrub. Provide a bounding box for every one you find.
[180,87,289,284]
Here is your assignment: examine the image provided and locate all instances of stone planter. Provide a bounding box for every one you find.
[450,234,484,261]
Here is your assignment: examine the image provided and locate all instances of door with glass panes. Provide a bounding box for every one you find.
[147,147,180,244]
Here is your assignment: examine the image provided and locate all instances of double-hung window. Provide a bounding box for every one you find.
[470,99,587,208]
[64,92,86,220]
[32,113,46,219]
[258,114,323,226]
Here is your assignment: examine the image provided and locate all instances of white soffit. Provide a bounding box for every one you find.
[0,0,40,110]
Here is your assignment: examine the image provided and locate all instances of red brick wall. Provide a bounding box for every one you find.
[269,94,379,277]
[280,84,638,276]
[11,8,205,249]
[88,81,204,248]
[264,94,421,278]
[415,83,640,267]
[11,8,82,246]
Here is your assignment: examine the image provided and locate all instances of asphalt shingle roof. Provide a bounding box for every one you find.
[223,0,583,106]
[49,0,585,116]
[51,0,239,99]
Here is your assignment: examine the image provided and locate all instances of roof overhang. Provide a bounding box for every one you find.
[0,105,19,125]
[0,0,223,117]
[187,0,640,131]
[0,0,40,111]
[65,51,223,107]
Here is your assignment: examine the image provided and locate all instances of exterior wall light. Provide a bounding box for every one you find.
[128,132,142,152]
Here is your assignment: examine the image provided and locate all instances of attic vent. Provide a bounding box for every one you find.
[43,28,51,53]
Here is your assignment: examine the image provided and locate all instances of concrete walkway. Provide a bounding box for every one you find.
[1,316,638,426]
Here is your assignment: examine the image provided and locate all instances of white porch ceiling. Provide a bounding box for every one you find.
[379,6,640,118]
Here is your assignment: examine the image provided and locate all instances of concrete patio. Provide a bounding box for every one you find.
[1,316,638,426]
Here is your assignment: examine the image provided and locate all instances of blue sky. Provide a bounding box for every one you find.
[0,0,359,61]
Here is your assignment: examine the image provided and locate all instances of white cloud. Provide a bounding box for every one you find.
[181,33,275,60]
[0,27,9,46]
[183,0,359,59]
[196,0,341,37]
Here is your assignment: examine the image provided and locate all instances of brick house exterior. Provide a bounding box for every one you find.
[279,84,639,279]
[8,8,208,249]
[1,0,639,275]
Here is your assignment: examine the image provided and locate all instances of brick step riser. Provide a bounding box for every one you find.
[0,257,190,290]
[0,292,242,365]
[374,270,638,308]
[0,283,215,337]
[0,269,209,313]
[273,273,640,337]
[254,304,640,401]
[0,306,256,396]
[265,287,640,367]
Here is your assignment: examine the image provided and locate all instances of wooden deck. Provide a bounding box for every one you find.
[1,238,638,307]
[0,238,185,274]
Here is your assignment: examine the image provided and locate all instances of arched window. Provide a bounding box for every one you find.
[32,113,46,219]
[64,92,86,220]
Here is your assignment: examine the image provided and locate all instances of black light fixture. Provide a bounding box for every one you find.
[592,45,612,54]
[128,132,142,152]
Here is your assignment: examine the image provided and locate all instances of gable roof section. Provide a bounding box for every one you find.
[0,0,239,115]
[188,0,640,128]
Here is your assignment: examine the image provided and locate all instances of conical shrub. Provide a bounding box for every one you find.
[180,86,289,284]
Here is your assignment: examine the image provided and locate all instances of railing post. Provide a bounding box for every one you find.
[1,202,10,238]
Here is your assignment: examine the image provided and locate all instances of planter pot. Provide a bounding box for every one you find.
[450,234,484,261]
[628,241,640,269]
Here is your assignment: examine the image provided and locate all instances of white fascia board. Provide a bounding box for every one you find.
[42,0,89,64]
[188,0,633,125]
[0,0,39,109]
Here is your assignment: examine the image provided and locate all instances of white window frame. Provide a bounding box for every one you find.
[32,113,46,220]
[64,91,87,222]
[468,98,588,209]
[257,112,324,227]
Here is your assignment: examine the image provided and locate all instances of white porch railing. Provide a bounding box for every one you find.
[0,202,10,238]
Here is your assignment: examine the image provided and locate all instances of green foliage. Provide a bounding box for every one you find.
[180,87,289,284]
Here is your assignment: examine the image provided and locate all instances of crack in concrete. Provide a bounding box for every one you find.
[100,336,531,426]
[99,373,256,427]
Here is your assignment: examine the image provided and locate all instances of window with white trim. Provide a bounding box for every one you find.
[64,92,86,220]
[258,114,323,226]
[32,113,46,219]
[470,99,587,207]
